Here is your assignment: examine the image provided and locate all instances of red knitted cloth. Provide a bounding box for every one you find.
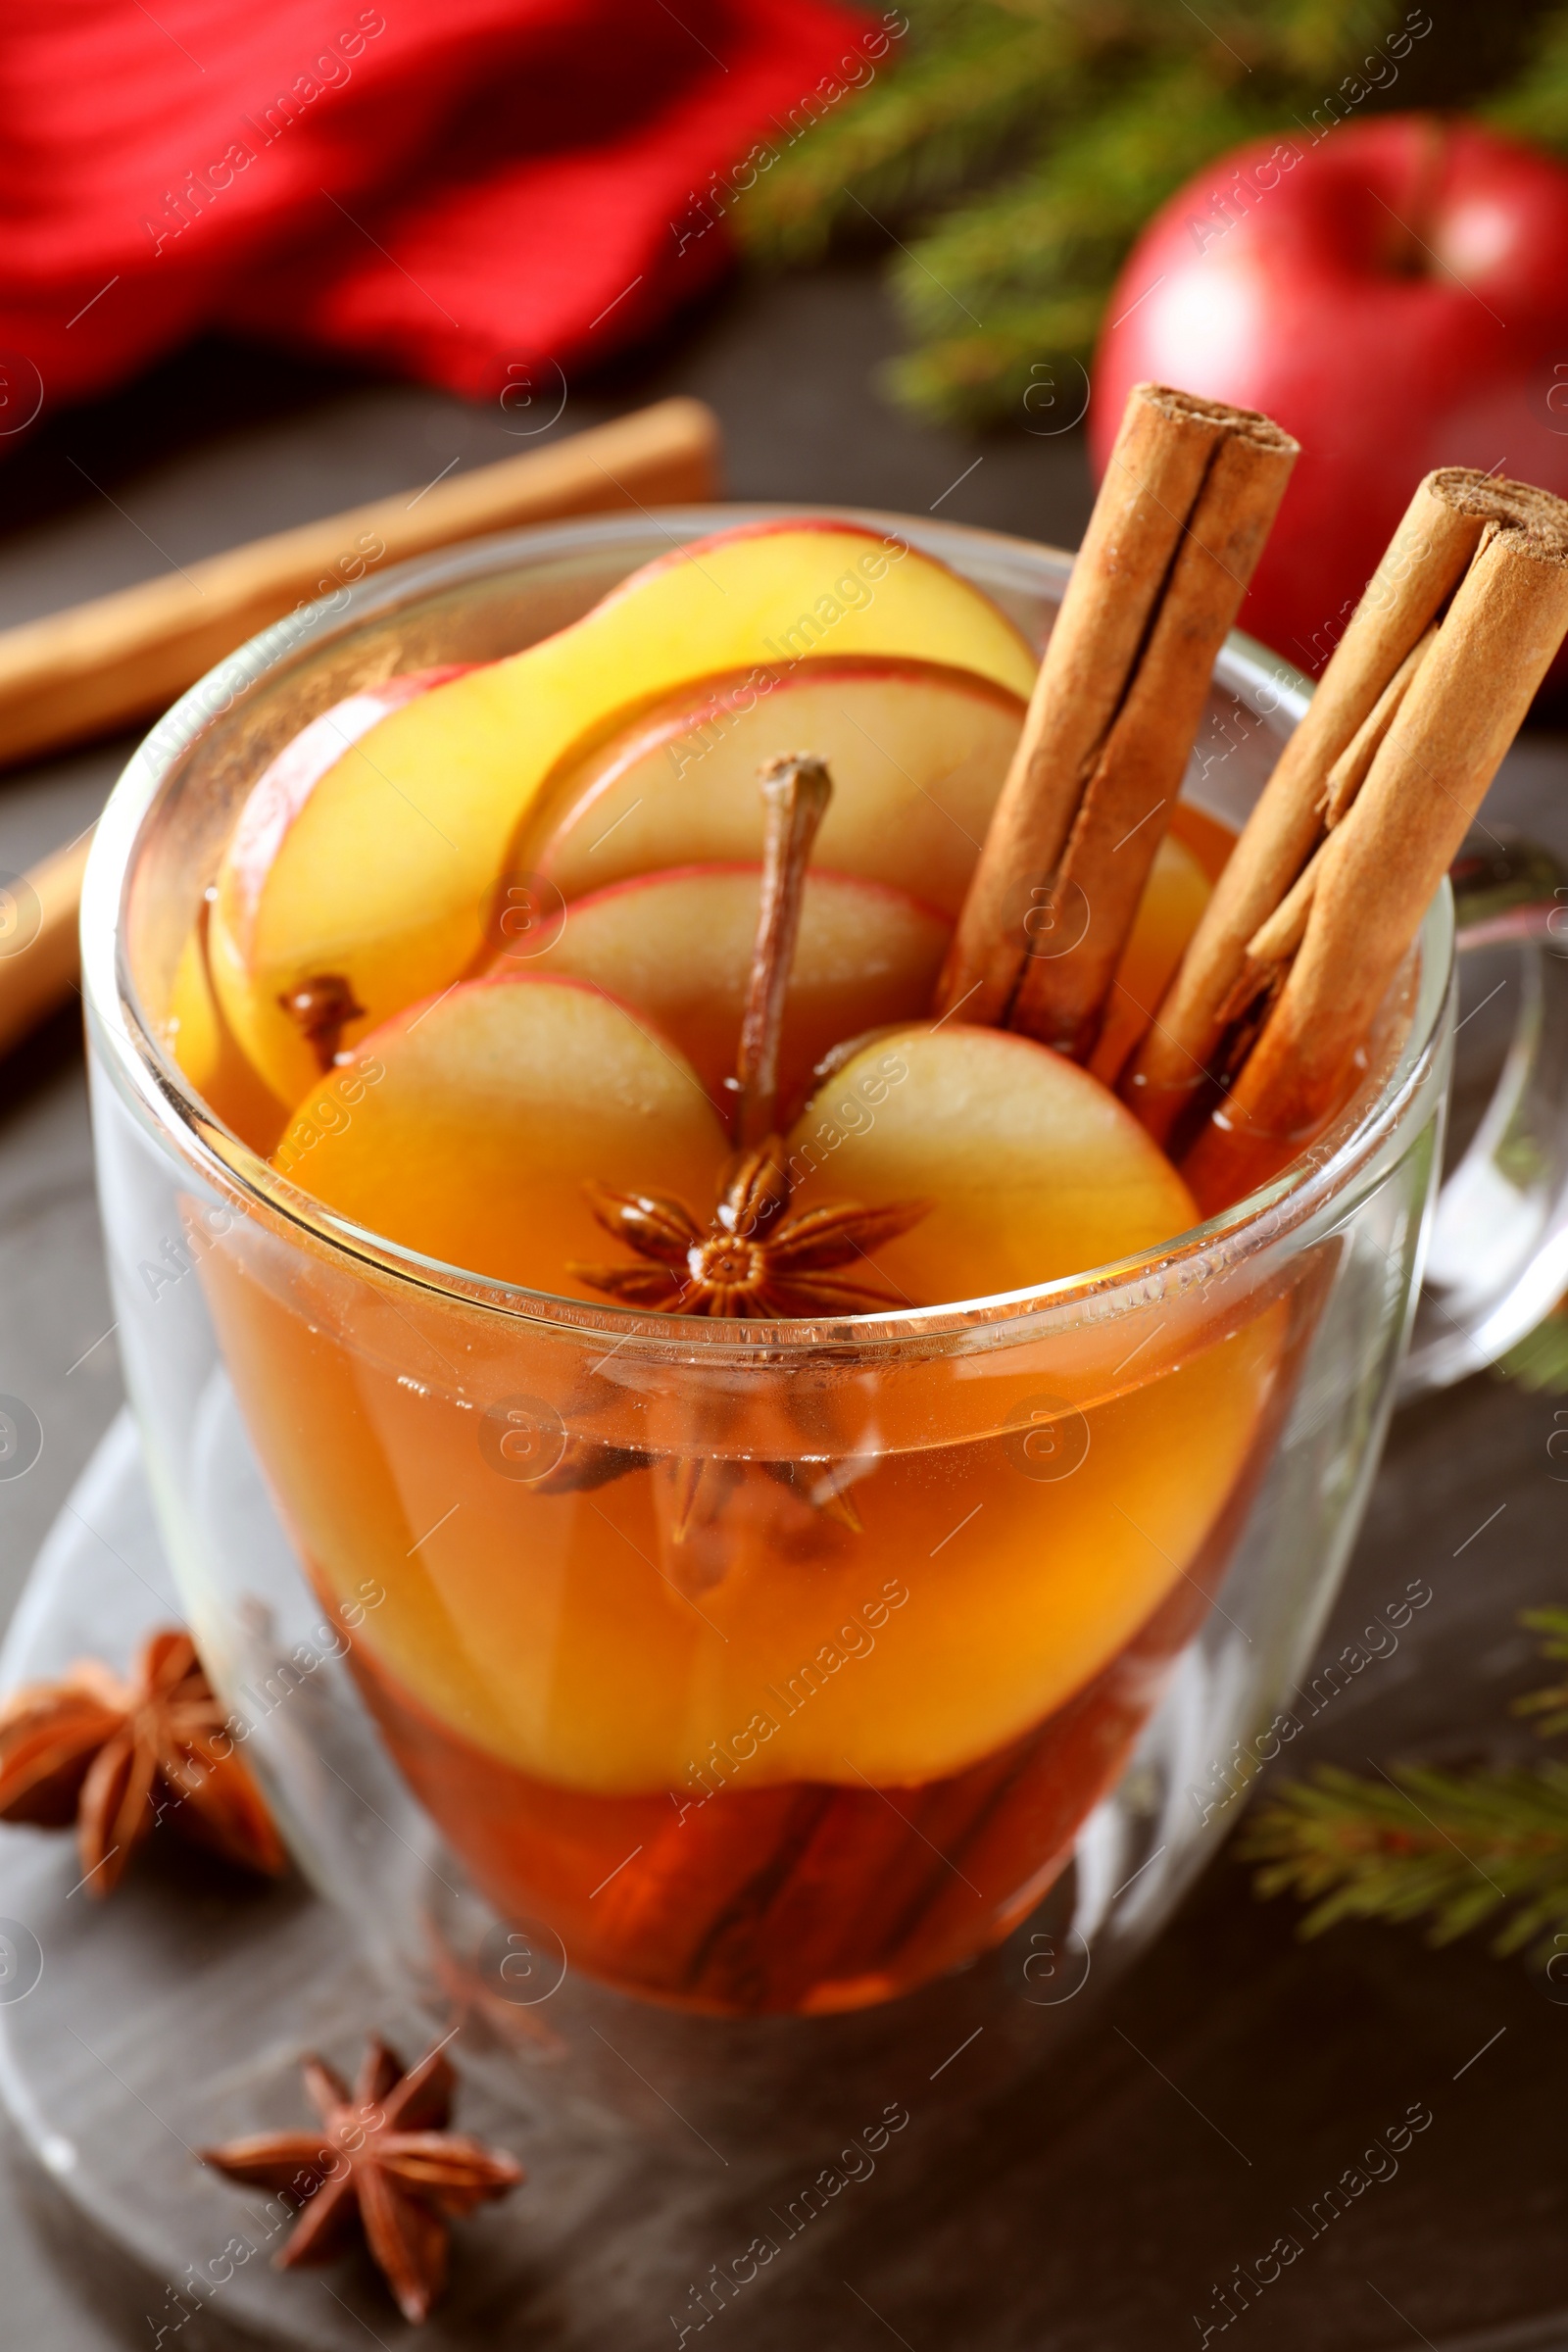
[0,0,883,414]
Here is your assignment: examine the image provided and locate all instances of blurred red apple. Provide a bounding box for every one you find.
[1092,116,1568,676]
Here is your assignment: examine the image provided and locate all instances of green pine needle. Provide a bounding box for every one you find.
[1494,1303,1568,1395]
[732,0,1568,429]
[1242,1612,1568,1971]
[733,4,1082,269]
[1484,5,1568,149]
[1513,1607,1568,1737]
[1241,1759,1568,1962]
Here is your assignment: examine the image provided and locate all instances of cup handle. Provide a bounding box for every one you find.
[1402,834,1568,1395]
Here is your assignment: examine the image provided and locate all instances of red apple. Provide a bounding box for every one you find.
[1092,116,1568,675]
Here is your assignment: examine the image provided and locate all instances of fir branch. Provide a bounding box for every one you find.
[1240,1761,1568,1963]
[1259,0,1405,80]
[1483,2,1568,150]
[733,3,1084,267]
[1242,1611,1568,1968]
[1513,1606,1568,1737]
[1494,1301,1568,1395]
[882,70,1269,423]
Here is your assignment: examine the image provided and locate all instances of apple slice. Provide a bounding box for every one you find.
[531,864,950,1117]
[1090,830,1212,1088]
[208,665,472,1105]
[165,897,289,1152]
[526,657,1025,916]
[271,974,728,1291]
[214,521,1037,1103]
[786,1022,1198,1303]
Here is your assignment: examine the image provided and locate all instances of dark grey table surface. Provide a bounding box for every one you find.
[2,260,1566,2350]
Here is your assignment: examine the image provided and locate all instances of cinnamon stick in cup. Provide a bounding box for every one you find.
[1120,468,1561,1143]
[932,383,1298,1055]
[733,753,832,1150]
[1180,491,1568,1212]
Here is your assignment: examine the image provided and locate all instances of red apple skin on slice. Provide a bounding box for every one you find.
[212,523,1037,1110]
[270,973,727,1295]
[526,864,950,1121]
[786,1022,1200,1306]
[526,657,1025,918]
[211,665,471,1105]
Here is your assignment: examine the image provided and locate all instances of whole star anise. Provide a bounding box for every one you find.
[573,1136,927,1318]
[573,753,927,1321]
[201,2036,523,2324]
[0,1628,286,1896]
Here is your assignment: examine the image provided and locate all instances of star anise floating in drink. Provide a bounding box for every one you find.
[575,1136,926,1318]
[0,1628,285,1896]
[561,1141,910,1549]
[574,753,927,1321]
[201,2036,523,2324]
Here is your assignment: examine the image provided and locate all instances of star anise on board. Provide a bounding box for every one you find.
[0,1628,286,1896]
[201,2036,523,2325]
[572,1135,927,1318]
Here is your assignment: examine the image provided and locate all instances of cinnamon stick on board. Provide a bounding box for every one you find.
[0,397,720,770]
[1179,488,1568,1214]
[1120,468,1564,1144]
[931,382,1298,1058]
[0,830,94,1059]
[0,397,722,1064]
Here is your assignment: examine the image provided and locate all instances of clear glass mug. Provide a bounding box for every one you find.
[80,510,1568,2143]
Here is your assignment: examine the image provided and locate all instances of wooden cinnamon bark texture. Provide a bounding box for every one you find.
[1178,481,1568,1211]
[1120,468,1564,1145]
[932,382,1297,1057]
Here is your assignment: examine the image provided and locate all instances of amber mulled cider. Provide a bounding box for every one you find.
[162,517,1277,2013]
[115,389,1568,2019]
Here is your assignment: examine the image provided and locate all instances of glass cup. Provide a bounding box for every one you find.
[80,510,1568,2143]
